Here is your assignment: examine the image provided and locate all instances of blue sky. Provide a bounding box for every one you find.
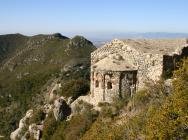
[0,0,188,38]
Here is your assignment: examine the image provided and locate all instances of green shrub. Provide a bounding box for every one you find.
[74,101,93,114]
[49,114,96,140]
[97,102,110,107]
[81,118,124,140]
[29,108,45,124]
[134,89,150,108]
[0,71,53,139]
[100,104,117,118]
[112,95,131,110]
[50,121,66,140]
[143,59,188,139]
[99,96,130,118]
[42,111,58,140]
[64,114,94,140]
[60,78,89,99]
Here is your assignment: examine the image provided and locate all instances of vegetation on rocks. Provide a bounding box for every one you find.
[29,108,45,125]
[42,100,98,140]
[42,111,59,140]
[60,78,90,99]
[0,33,96,139]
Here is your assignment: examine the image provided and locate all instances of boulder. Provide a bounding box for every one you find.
[53,97,71,120]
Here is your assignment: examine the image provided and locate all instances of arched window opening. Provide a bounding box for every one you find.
[107,82,112,89]
[95,80,99,88]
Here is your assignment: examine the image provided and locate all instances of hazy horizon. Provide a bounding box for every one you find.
[1,32,188,42]
[0,0,188,39]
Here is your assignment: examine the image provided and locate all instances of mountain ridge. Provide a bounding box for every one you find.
[0,33,96,139]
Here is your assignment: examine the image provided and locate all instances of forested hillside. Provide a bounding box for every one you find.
[0,33,96,139]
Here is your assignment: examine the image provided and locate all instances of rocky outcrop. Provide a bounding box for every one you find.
[53,97,71,120]
[43,104,53,114]
[10,110,33,140]
[28,123,43,140]
[47,81,61,102]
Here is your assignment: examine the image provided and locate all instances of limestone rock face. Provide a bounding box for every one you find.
[67,96,73,105]
[28,123,43,140]
[53,97,71,120]
[46,81,61,102]
[43,104,53,114]
[10,110,33,140]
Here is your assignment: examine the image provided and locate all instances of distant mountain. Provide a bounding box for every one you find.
[90,32,188,47]
[113,32,188,39]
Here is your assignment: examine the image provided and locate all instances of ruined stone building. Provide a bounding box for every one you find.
[90,39,188,104]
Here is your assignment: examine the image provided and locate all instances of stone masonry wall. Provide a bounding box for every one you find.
[90,70,137,104]
[91,39,164,89]
[120,71,137,98]
[91,71,120,103]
